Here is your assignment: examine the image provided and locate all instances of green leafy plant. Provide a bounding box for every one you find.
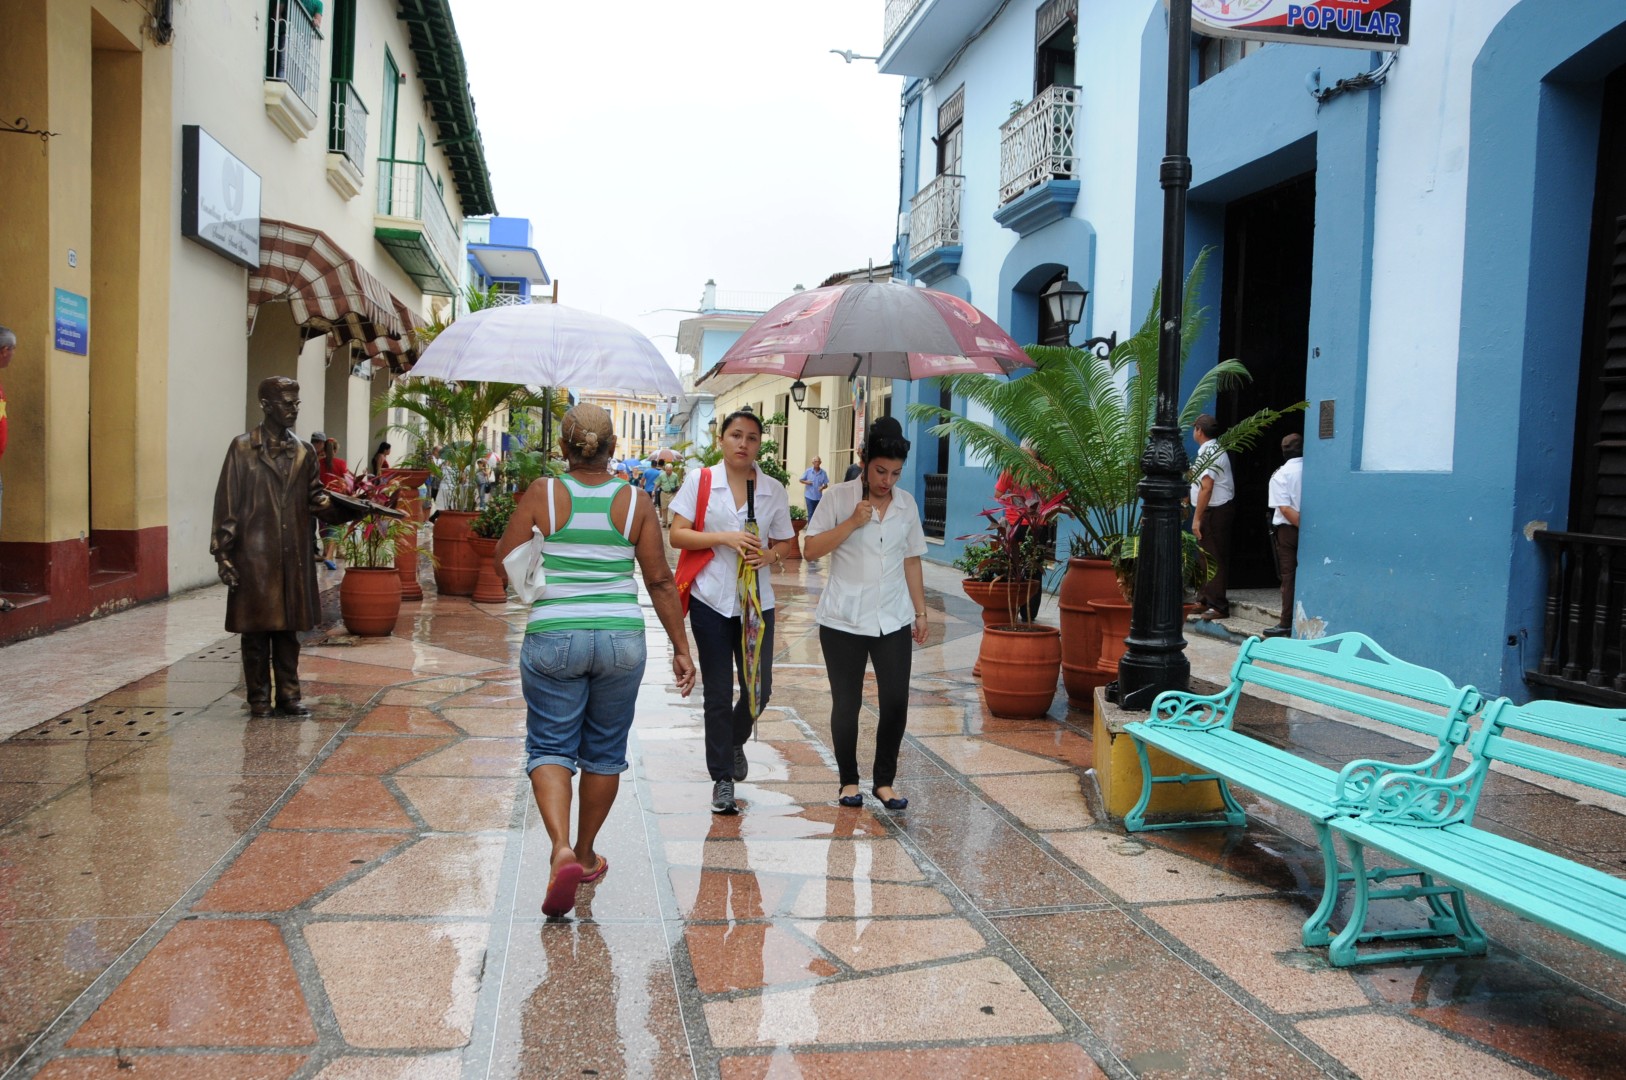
[470,492,516,540]
[955,488,1066,624]
[908,249,1306,570]
[756,411,791,486]
[332,474,408,568]
[788,504,807,522]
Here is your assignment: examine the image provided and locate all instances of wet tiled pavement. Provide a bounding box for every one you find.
[2,558,1625,1078]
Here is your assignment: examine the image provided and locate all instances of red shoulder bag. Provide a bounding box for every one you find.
[672,469,713,616]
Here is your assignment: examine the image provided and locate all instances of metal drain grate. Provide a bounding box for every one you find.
[19,705,196,740]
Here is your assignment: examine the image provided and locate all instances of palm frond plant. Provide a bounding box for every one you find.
[908,249,1306,581]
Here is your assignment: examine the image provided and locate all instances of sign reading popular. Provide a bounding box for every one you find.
[1189,0,1409,52]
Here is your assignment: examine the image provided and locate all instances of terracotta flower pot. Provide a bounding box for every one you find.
[468,535,507,604]
[381,470,431,600]
[1059,557,1118,708]
[786,517,806,560]
[340,567,403,637]
[1087,597,1134,673]
[979,624,1063,720]
[432,510,479,596]
[961,579,1043,628]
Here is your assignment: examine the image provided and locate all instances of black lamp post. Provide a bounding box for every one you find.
[1115,0,1193,709]
[788,379,830,420]
[707,414,718,441]
[1041,278,1119,360]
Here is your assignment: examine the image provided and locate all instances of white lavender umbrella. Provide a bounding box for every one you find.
[410,303,685,398]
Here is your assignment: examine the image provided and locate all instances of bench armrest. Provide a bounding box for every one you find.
[1346,763,1486,826]
[1146,687,1236,731]
[1332,744,1456,807]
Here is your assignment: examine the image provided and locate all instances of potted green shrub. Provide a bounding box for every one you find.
[468,493,516,605]
[786,504,807,560]
[333,474,408,636]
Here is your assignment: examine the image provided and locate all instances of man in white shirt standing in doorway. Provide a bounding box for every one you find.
[1264,432,1304,637]
[1188,413,1235,621]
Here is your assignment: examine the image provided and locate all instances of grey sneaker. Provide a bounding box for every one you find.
[711,779,738,815]
[732,744,749,782]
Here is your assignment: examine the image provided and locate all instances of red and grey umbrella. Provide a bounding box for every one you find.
[707,282,1033,381]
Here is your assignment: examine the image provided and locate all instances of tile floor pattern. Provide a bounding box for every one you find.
[1,560,1625,1078]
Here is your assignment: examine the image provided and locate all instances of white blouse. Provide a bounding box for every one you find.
[668,464,795,617]
[806,478,928,636]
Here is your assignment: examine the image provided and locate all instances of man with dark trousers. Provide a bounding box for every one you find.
[1188,413,1235,620]
[1264,433,1304,637]
[212,376,400,716]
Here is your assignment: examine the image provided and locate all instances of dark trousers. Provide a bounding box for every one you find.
[1274,523,1299,629]
[1197,500,1235,616]
[241,630,302,708]
[820,624,913,789]
[690,598,775,781]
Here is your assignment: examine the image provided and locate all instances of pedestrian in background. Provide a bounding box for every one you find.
[668,410,796,815]
[317,436,348,570]
[1188,414,1234,621]
[1264,432,1303,638]
[804,417,929,812]
[0,326,14,613]
[369,441,391,476]
[495,403,695,918]
[799,456,829,518]
[657,461,681,527]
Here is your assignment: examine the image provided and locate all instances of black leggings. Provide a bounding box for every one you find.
[820,624,913,789]
[690,598,775,781]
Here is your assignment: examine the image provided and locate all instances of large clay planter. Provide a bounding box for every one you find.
[786,517,806,561]
[1087,597,1134,674]
[1059,557,1118,708]
[385,470,431,602]
[961,579,1044,627]
[980,624,1063,720]
[432,510,479,596]
[340,567,403,637]
[468,535,507,604]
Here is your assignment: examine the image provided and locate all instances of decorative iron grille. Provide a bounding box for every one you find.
[998,85,1080,206]
[924,473,949,540]
[1529,530,1626,706]
[377,157,461,276]
[909,174,964,264]
[329,79,368,172]
[265,0,320,113]
[884,0,925,46]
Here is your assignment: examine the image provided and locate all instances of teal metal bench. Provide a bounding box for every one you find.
[1123,632,1483,956]
[1328,697,1626,967]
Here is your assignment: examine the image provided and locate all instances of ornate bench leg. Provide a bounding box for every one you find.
[1328,837,1372,967]
[1123,738,1247,833]
[1301,821,1342,948]
[1326,836,1489,967]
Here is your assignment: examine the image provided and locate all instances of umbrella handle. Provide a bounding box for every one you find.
[745,479,756,523]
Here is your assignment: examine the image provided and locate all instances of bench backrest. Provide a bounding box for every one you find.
[1233,632,1481,747]
[1459,697,1626,819]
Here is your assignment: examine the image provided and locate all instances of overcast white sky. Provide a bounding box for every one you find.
[447,0,905,375]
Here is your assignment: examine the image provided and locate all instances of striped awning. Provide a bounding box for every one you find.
[358,295,429,374]
[247,219,417,361]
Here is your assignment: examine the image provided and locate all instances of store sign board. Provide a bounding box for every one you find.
[1188,0,1409,51]
[181,125,262,270]
[54,289,89,355]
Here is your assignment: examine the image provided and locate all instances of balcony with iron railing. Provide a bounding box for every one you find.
[907,173,963,284]
[994,85,1081,236]
[324,79,368,199]
[375,159,461,296]
[263,0,321,141]
[885,0,925,44]
[880,0,1003,76]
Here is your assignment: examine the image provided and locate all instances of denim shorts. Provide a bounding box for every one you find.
[521,628,647,775]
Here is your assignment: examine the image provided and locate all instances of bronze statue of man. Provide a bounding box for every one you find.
[211,376,400,717]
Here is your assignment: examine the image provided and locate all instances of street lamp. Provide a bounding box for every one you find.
[1115,0,1194,709]
[707,415,718,439]
[788,380,830,420]
[1042,278,1118,359]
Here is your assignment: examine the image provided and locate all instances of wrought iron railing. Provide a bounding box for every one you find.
[328,79,368,172]
[1529,530,1626,705]
[264,0,321,114]
[998,85,1080,206]
[909,174,964,264]
[377,157,460,275]
[488,293,530,307]
[884,0,925,45]
[924,473,949,540]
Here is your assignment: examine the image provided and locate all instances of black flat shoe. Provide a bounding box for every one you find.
[872,788,908,811]
[837,789,863,808]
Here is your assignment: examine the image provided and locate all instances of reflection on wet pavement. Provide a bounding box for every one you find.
[1,560,1624,1077]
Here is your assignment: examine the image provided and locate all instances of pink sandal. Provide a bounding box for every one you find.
[580,856,610,885]
[541,862,585,917]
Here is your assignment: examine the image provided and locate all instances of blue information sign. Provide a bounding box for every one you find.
[54,288,89,356]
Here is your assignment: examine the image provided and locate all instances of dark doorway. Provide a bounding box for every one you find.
[1572,63,1626,539]
[1214,172,1315,589]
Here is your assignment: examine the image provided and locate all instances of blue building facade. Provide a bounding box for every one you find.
[463,215,549,303]
[883,0,1626,703]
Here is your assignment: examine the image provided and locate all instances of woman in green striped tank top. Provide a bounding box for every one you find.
[495,404,696,918]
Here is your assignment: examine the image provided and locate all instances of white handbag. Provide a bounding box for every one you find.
[501,479,553,604]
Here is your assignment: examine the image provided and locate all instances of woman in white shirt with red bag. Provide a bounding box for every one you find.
[668,409,796,815]
[802,417,929,811]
